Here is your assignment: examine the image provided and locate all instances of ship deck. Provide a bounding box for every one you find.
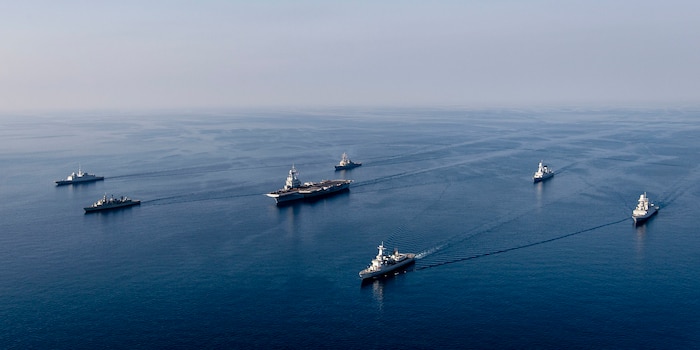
[267,179,351,195]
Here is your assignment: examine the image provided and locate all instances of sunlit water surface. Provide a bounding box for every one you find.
[1,108,698,348]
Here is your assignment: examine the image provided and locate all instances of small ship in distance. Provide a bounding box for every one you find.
[359,242,416,281]
[335,152,362,170]
[265,165,352,205]
[55,166,104,186]
[632,192,658,225]
[84,194,141,213]
[533,160,554,182]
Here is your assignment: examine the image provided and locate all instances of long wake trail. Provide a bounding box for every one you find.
[415,217,630,270]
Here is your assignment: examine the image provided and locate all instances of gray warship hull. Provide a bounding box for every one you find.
[359,254,416,280]
[633,207,658,225]
[84,200,141,213]
[266,180,351,205]
[533,172,554,183]
[56,176,104,186]
[335,162,361,171]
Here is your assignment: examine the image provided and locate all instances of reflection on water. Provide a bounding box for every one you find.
[4,109,699,348]
[371,280,384,313]
[635,223,647,236]
[534,181,544,207]
[271,203,301,237]
[362,271,414,314]
[635,221,647,260]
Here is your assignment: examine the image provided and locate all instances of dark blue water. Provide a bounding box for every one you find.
[1,108,699,349]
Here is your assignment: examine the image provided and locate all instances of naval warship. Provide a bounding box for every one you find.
[265,165,352,205]
[359,242,416,281]
[335,152,362,170]
[55,166,104,186]
[632,192,658,225]
[533,160,554,182]
[84,194,141,213]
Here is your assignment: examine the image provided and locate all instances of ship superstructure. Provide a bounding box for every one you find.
[359,242,416,281]
[84,194,141,213]
[533,160,554,182]
[335,152,362,170]
[55,166,104,186]
[632,192,658,225]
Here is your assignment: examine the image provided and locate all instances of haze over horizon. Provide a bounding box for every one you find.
[2,0,699,112]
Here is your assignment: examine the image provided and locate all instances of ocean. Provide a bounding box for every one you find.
[1,107,698,349]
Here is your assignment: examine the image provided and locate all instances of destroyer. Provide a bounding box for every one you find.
[533,160,554,182]
[84,194,141,213]
[55,166,104,186]
[632,192,658,225]
[335,152,362,170]
[359,242,416,281]
[265,165,352,205]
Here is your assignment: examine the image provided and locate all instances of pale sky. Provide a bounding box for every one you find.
[1,0,699,111]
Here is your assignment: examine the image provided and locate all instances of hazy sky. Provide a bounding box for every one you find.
[2,0,699,111]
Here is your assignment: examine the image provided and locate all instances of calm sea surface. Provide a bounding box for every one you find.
[1,108,699,349]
